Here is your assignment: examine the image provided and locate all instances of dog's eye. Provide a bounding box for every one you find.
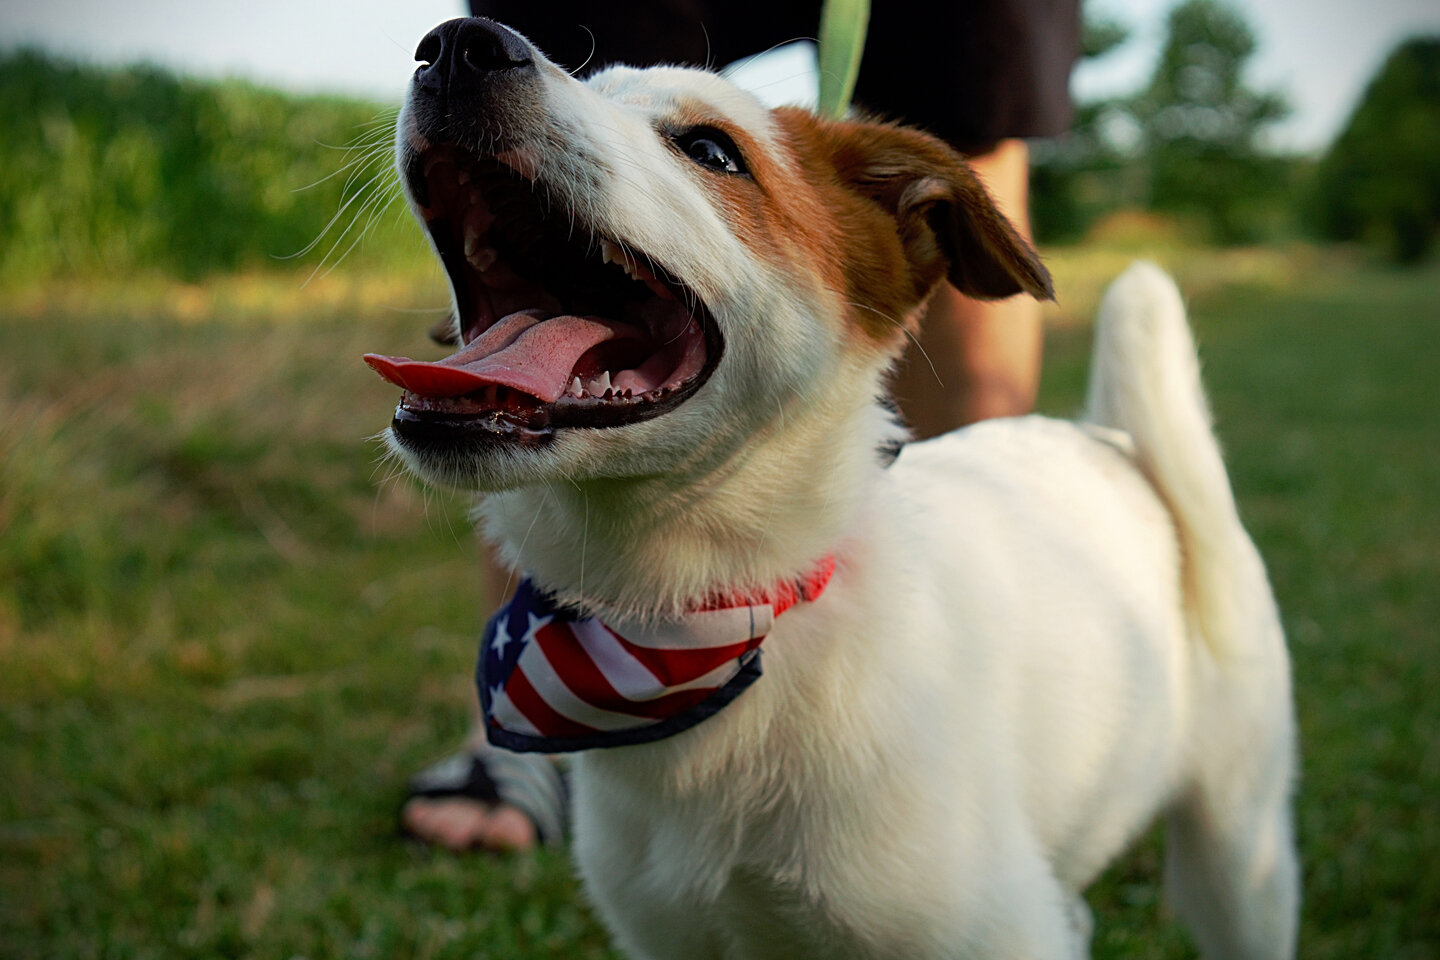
[673,128,747,175]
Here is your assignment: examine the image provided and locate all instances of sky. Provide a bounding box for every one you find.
[0,0,1436,154]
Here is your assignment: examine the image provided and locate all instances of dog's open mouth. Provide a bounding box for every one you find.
[365,145,723,443]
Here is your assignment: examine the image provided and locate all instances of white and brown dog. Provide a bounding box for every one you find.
[366,18,1299,960]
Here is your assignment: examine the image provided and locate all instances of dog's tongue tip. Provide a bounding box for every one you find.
[363,315,642,403]
[363,352,498,397]
[363,352,427,390]
[363,353,407,383]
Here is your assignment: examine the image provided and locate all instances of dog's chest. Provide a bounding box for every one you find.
[573,759,943,960]
[568,635,966,960]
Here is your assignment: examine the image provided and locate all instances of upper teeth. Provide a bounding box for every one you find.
[467,243,497,272]
[462,204,497,270]
[419,155,679,303]
[600,239,649,282]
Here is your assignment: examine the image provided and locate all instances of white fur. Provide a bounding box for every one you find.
[390,41,1299,958]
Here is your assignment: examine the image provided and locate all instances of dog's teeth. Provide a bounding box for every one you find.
[585,371,614,397]
[468,246,497,272]
[602,240,634,274]
[463,225,479,258]
[569,376,584,398]
[462,202,491,248]
[456,168,470,185]
[601,239,647,279]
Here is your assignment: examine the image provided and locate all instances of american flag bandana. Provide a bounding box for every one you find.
[478,557,836,753]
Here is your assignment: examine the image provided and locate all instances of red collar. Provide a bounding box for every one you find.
[691,555,837,616]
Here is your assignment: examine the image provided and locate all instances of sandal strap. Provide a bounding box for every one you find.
[407,748,569,846]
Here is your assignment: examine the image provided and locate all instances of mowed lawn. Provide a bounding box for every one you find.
[1,250,1436,959]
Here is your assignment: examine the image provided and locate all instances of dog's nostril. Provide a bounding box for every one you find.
[461,29,530,72]
[415,33,442,67]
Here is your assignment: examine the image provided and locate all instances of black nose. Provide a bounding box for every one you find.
[413,18,534,97]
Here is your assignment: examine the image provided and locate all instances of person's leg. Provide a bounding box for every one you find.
[400,553,547,852]
[888,139,1043,438]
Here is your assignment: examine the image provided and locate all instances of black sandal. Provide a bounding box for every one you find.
[404,747,569,847]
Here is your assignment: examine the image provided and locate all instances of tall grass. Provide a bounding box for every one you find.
[0,50,416,288]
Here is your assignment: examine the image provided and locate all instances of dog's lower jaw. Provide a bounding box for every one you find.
[478,389,901,619]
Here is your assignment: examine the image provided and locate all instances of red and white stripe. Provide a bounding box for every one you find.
[488,606,772,739]
[487,557,834,742]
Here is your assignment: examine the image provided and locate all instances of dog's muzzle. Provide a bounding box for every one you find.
[407,18,541,152]
[365,18,724,456]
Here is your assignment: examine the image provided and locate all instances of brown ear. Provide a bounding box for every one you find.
[827,119,1054,303]
[898,172,1055,302]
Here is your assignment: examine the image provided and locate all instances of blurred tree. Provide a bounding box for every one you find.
[1082,14,1130,60]
[1128,0,1290,243]
[1312,37,1440,263]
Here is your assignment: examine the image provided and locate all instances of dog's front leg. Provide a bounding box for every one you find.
[570,778,729,960]
[949,863,1089,960]
[595,906,725,960]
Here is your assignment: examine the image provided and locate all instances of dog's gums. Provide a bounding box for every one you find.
[364,145,724,440]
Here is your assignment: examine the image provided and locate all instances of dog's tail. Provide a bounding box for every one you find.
[1082,262,1257,664]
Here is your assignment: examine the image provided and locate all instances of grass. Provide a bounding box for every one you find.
[0,50,415,286]
[1,246,1436,958]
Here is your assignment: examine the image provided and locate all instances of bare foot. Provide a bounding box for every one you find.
[401,795,539,852]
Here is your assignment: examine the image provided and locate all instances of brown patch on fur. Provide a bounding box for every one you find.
[664,103,849,317]
[750,109,1053,345]
[663,104,1051,348]
[772,111,940,346]
[782,110,1053,339]
[659,105,919,349]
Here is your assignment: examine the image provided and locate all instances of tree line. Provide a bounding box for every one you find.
[1035,0,1436,262]
[0,0,1435,289]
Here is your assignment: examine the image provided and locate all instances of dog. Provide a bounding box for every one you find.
[365,18,1299,959]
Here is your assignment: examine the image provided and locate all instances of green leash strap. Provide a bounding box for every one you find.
[816,0,871,120]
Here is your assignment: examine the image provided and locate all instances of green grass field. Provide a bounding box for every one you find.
[1,248,1436,959]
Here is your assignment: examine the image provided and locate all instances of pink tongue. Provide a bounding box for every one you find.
[364,311,646,403]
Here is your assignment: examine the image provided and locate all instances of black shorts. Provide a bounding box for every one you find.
[470,0,1080,150]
